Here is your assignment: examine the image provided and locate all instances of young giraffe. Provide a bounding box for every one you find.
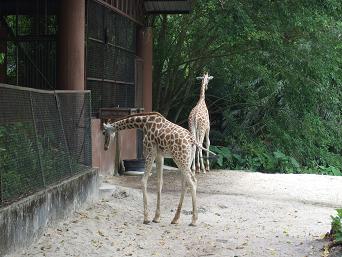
[103,112,215,226]
[188,72,213,173]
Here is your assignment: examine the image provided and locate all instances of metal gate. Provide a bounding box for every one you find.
[86,0,138,116]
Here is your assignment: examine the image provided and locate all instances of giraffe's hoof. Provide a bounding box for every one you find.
[152,218,160,223]
[143,220,151,225]
[189,222,197,227]
[171,219,179,225]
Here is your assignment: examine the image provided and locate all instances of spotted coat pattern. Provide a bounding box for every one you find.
[188,73,212,173]
[103,112,199,226]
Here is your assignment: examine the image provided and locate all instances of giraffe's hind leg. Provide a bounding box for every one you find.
[195,133,201,173]
[171,175,186,224]
[198,132,206,173]
[184,170,198,226]
[153,154,164,223]
[205,128,210,172]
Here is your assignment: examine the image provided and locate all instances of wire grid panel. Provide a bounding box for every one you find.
[87,0,137,116]
[30,91,72,185]
[57,92,92,171]
[0,87,45,206]
[0,84,92,207]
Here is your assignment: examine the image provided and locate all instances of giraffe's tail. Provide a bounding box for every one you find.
[194,142,217,156]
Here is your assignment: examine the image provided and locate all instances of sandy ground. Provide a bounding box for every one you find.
[8,170,342,257]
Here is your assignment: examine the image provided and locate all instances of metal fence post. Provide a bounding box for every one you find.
[29,91,46,187]
[0,162,3,206]
[54,93,74,175]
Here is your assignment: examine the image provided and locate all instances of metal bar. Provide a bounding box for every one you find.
[0,83,90,94]
[2,35,56,42]
[86,77,134,85]
[15,12,19,86]
[86,91,92,166]
[54,93,74,176]
[0,156,3,206]
[88,36,137,54]
[29,91,46,188]
[93,0,143,25]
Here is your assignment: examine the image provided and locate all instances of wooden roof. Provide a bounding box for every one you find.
[144,0,192,14]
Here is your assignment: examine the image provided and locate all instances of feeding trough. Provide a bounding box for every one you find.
[122,159,145,176]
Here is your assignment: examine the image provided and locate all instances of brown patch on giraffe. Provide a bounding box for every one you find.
[156,123,162,129]
[155,117,162,123]
[135,117,142,123]
[148,116,156,122]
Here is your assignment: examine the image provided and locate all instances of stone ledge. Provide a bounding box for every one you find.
[0,168,99,257]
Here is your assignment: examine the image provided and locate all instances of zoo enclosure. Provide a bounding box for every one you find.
[0,84,92,207]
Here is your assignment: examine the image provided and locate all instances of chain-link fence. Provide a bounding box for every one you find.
[0,84,92,207]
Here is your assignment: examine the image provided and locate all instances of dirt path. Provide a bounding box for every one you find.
[9,170,342,257]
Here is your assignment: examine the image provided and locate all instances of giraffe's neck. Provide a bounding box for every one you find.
[113,116,145,131]
[200,82,206,100]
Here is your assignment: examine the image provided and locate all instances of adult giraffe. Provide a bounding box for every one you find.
[188,72,213,173]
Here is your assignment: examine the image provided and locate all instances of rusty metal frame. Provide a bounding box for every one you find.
[94,0,144,25]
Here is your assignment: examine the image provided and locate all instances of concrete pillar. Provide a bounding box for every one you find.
[57,0,85,90]
[137,27,153,112]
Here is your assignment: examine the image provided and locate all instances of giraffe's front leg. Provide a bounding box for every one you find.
[205,129,210,172]
[153,154,164,223]
[141,149,155,224]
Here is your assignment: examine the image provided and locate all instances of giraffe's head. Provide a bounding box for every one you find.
[102,122,116,151]
[196,72,213,90]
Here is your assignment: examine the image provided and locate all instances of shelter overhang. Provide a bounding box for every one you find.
[144,0,192,14]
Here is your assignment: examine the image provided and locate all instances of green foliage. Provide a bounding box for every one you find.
[0,53,4,64]
[0,123,76,204]
[330,209,342,242]
[210,145,301,173]
[0,123,43,201]
[153,0,342,174]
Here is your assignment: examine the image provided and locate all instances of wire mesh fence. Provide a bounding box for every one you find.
[0,84,92,207]
[86,0,137,116]
[0,1,58,90]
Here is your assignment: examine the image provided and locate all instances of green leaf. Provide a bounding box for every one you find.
[217,155,223,167]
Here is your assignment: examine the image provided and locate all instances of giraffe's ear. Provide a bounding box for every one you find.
[196,76,203,80]
[208,76,214,80]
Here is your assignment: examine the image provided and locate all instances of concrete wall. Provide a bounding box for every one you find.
[0,169,99,257]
